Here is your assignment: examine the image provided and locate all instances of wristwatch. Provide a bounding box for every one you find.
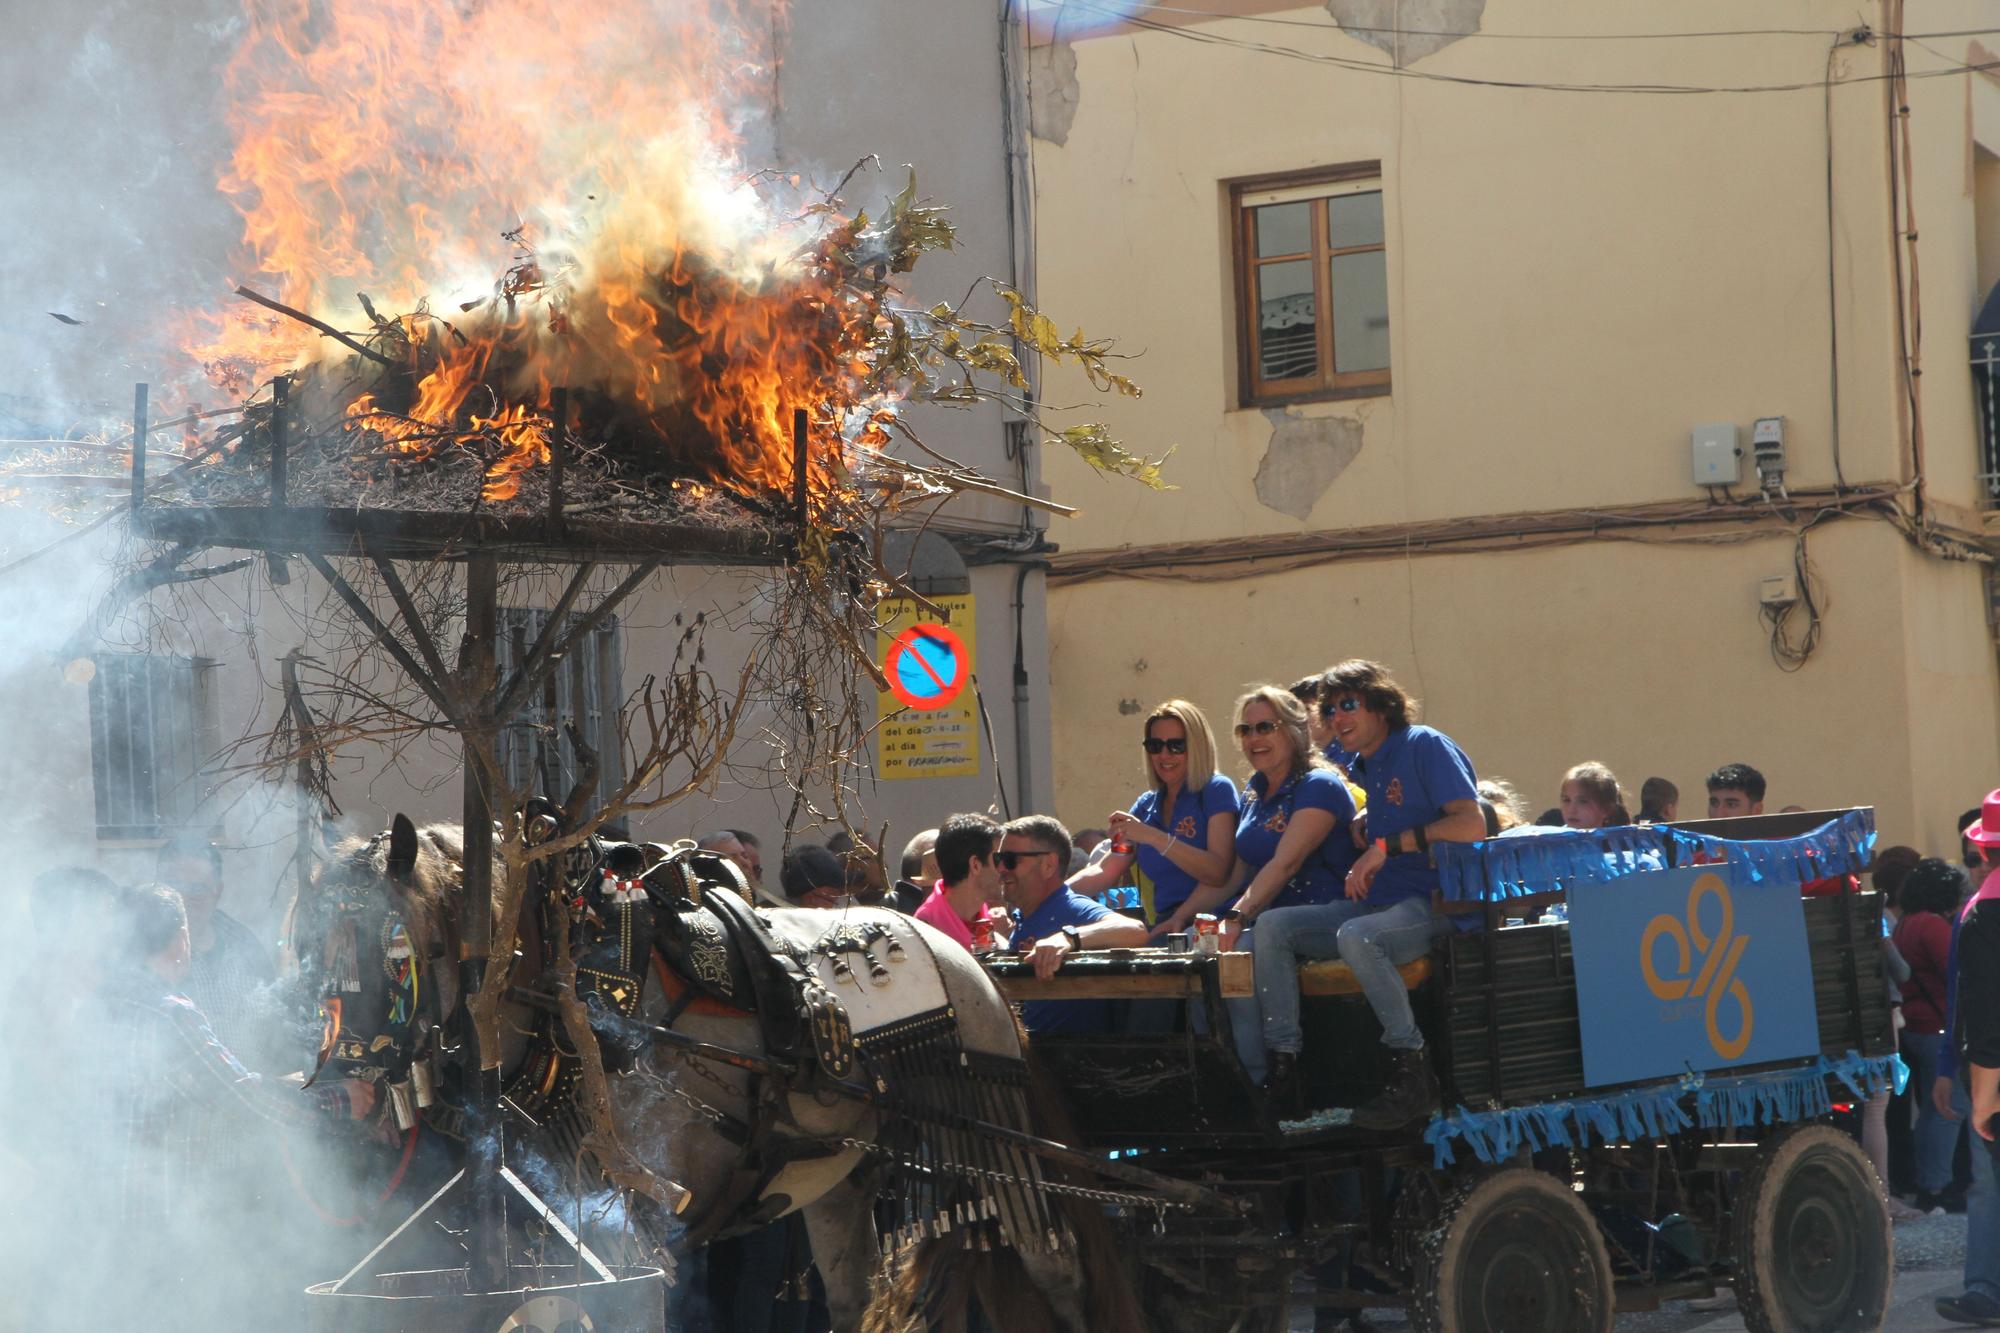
[1059,925,1083,950]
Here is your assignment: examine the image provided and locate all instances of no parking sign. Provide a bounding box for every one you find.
[885,622,969,711]
[875,595,980,780]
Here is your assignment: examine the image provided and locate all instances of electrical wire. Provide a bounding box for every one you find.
[1041,2,2000,46]
[1762,519,1828,672]
[1043,0,2000,95]
[1823,35,1849,490]
[1059,3,1852,40]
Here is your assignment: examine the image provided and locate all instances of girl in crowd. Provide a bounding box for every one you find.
[1559,761,1630,830]
[1068,699,1240,930]
[1896,857,1968,1213]
[1181,686,1358,1085]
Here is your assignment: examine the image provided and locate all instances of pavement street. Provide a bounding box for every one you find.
[1293,1213,1975,1332]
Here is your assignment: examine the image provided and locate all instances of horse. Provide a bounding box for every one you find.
[295,813,1146,1333]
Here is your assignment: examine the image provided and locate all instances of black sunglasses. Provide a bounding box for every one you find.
[1142,737,1189,755]
[1233,719,1281,738]
[1318,697,1363,719]
[995,849,1056,870]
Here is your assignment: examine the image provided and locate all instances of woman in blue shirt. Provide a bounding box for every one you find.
[1176,686,1357,1087]
[1212,686,1360,933]
[1070,699,1239,930]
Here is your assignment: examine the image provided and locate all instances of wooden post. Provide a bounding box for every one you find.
[270,374,289,508]
[459,551,507,1292]
[547,387,568,533]
[792,406,810,525]
[130,384,147,513]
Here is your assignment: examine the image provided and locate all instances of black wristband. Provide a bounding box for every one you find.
[1413,825,1430,854]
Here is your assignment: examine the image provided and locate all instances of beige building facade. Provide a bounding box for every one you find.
[1028,1,2000,852]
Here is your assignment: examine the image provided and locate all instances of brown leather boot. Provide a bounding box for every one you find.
[1351,1046,1438,1130]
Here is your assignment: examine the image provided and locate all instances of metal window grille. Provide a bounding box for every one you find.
[1974,328,2000,507]
[495,609,625,817]
[89,653,216,840]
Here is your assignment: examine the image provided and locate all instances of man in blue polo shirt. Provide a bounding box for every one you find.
[1322,659,1486,1129]
[1001,815,1149,1035]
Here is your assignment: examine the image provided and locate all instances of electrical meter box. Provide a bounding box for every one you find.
[1691,423,1742,486]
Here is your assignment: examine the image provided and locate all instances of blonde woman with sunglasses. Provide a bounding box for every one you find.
[1070,700,1240,931]
[1167,687,1358,1086]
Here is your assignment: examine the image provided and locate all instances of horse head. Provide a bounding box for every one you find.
[292,813,490,1121]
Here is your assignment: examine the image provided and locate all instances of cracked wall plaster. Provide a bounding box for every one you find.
[1254,409,1363,521]
[1325,0,1484,66]
[1029,38,1079,145]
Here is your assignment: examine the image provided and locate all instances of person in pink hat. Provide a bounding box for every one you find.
[1955,795,2000,1134]
[1933,790,2000,1325]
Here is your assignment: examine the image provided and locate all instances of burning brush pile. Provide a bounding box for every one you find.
[132,0,1167,535]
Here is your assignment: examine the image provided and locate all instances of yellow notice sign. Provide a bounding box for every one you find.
[875,594,980,780]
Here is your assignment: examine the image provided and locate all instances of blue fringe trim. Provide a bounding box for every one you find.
[1434,809,1877,903]
[1423,1050,1907,1167]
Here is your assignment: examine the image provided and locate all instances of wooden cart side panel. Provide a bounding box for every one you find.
[1438,893,1892,1110]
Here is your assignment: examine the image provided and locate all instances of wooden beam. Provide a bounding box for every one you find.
[986,949,1251,1000]
[301,552,459,724]
[495,559,657,723]
[366,546,460,713]
[493,560,597,722]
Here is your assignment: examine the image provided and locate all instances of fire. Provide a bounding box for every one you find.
[191,0,899,505]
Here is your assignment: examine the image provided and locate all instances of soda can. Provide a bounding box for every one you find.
[1193,913,1220,955]
[971,914,994,955]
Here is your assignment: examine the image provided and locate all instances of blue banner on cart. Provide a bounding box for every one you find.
[1569,864,1819,1088]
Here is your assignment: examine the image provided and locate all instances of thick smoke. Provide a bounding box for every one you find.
[0,0,242,430]
[0,6,627,1325]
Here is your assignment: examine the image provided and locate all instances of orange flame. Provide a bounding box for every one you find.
[191,0,895,502]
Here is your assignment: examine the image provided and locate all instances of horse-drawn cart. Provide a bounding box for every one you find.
[989,808,1902,1333]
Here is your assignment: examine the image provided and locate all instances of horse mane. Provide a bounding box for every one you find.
[325,822,495,966]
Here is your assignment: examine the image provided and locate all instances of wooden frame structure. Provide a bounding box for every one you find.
[126,381,803,1295]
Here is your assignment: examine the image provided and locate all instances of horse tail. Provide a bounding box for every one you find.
[861,1244,1066,1333]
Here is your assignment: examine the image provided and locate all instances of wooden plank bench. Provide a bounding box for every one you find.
[1297,955,1432,997]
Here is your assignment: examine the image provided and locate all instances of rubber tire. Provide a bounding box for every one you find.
[1410,1167,1615,1333]
[1732,1122,1893,1333]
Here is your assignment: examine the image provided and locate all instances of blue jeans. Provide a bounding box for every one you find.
[1957,1080,2000,1300]
[1906,1032,1961,1193]
[1204,926,1267,1084]
[1255,897,1441,1055]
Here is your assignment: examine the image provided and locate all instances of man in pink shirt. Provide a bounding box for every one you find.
[914,813,1006,953]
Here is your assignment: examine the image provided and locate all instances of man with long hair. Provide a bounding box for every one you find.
[1319,660,1485,1129]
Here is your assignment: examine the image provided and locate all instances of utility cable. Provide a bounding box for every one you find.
[1044,0,2000,96]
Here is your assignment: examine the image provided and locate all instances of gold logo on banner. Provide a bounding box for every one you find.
[1639,871,1754,1060]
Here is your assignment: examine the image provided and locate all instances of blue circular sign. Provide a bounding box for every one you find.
[886,624,968,710]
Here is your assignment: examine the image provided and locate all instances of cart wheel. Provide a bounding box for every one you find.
[1409,1167,1614,1333]
[1732,1123,1892,1333]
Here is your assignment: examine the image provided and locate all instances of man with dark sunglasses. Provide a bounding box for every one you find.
[1293,669,1358,771]
[998,815,1148,1034]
